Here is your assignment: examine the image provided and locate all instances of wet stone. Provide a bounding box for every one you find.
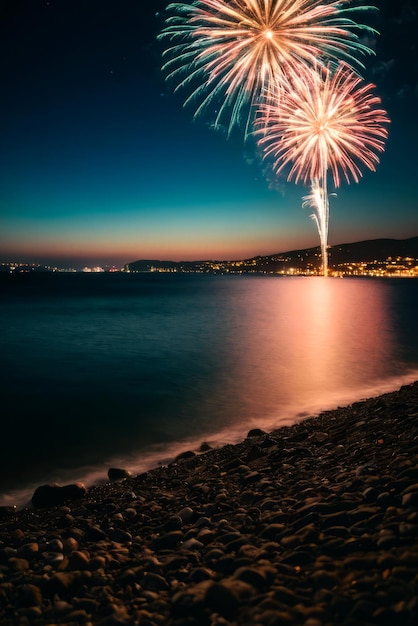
[247,428,267,438]
[109,528,133,543]
[18,543,39,560]
[178,507,195,523]
[152,531,184,551]
[108,467,132,481]
[16,584,43,607]
[141,572,170,591]
[232,566,267,588]
[8,557,29,571]
[204,582,239,620]
[67,550,90,570]
[258,523,286,540]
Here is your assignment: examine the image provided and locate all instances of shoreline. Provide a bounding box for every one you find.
[1,381,418,624]
[0,369,418,509]
[2,370,418,511]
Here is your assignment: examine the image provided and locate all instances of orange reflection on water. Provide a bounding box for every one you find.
[279,277,394,391]
[223,277,398,433]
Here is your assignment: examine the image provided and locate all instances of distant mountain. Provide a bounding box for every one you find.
[326,237,418,264]
[127,237,418,273]
[251,236,418,271]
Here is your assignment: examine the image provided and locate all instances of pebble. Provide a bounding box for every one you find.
[0,382,418,625]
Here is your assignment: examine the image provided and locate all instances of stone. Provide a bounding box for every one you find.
[31,482,87,507]
[45,572,78,594]
[260,436,278,448]
[151,531,184,551]
[109,528,133,543]
[245,445,266,462]
[188,567,216,582]
[247,428,267,438]
[258,523,286,540]
[141,572,170,591]
[163,515,183,531]
[62,537,79,554]
[108,467,131,481]
[204,582,239,619]
[232,566,267,588]
[183,538,205,551]
[89,555,107,570]
[67,550,90,570]
[84,525,107,541]
[18,543,39,560]
[16,584,43,608]
[42,551,64,565]
[175,450,196,461]
[8,557,29,571]
[402,491,418,508]
[310,569,339,589]
[178,506,195,523]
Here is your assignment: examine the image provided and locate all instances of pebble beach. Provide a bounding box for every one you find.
[1,381,418,626]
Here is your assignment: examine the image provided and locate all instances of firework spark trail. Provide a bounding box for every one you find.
[302,182,331,277]
[256,64,390,275]
[159,0,377,137]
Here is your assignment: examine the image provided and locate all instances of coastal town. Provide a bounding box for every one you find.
[2,240,418,278]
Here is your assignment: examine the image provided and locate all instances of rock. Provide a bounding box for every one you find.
[8,557,29,571]
[204,582,239,619]
[175,450,196,461]
[163,515,183,531]
[31,482,87,507]
[41,538,64,553]
[108,468,132,481]
[258,523,286,540]
[308,431,329,443]
[16,584,42,608]
[84,525,107,541]
[42,552,64,566]
[245,445,266,462]
[272,585,300,606]
[45,572,78,594]
[109,528,132,543]
[141,572,170,591]
[310,569,339,589]
[402,491,418,508]
[62,537,79,554]
[171,581,209,621]
[151,531,184,551]
[89,555,107,570]
[178,506,195,523]
[188,567,216,582]
[232,566,267,588]
[183,538,205,550]
[67,550,90,570]
[18,543,39,560]
[260,436,278,448]
[247,428,266,438]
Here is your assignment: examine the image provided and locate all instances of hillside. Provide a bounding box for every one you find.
[127,236,418,273]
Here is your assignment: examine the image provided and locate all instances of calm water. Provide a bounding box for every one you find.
[1,272,417,507]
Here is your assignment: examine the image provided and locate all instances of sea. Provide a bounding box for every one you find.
[1,271,417,508]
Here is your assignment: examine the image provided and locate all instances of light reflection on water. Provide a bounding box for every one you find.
[0,274,417,507]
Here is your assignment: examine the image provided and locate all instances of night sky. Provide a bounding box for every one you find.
[0,0,417,269]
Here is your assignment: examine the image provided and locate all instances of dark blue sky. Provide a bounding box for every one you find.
[0,0,417,268]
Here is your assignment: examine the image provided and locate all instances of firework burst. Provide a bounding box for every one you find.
[159,0,377,137]
[256,63,390,275]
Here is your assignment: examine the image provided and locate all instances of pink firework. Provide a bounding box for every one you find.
[256,64,390,275]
